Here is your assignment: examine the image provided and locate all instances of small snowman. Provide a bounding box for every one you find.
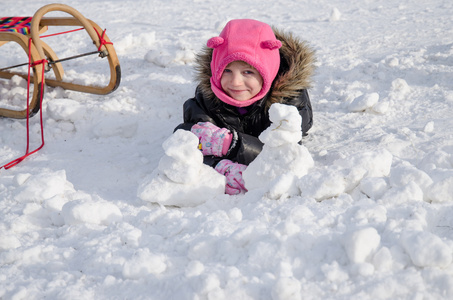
[137,129,225,207]
[242,103,314,198]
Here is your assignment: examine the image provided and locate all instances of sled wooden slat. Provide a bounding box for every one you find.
[0,3,121,119]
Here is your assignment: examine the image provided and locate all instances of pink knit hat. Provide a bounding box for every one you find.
[207,19,282,107]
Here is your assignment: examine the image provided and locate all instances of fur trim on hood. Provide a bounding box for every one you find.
[194,27,316,109]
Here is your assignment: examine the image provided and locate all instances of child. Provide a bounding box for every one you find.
[175,19,315,195]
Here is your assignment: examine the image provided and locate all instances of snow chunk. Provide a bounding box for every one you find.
[343,227,381,264]
[267,173,300,200]
[423,121,434,133]
[243,104,314,192]
[427,176,453,203]
[390,78,410,99]
[389,161,433,201]
[334,148,393,177]
[61,197,122,226]
[47,99,86,122]
[14,170,73,203]
[381,181,424,204]
[0,234,21,250]
[138,130,225,207]
[145,49,174,67]
[271,277,301,300]
[329,8,341,22]
[372,101,390,114]
[122,249,166,279]
[401,231,452,268]
[298,166,349,201]
[360,177,388,199]
[260,103,303,146]
[348,93,379,112]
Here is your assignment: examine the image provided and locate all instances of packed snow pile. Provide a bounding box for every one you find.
[243,103,314,198]
[137,129,225,207]
[1,0,453,299]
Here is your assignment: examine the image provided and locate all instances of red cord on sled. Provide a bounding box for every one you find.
[1,38,46,170]
[93,27,113,51]
[1,27,111,170]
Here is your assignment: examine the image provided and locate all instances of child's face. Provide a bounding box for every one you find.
[220,61,263,102]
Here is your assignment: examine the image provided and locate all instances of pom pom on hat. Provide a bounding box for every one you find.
[208,19,282,107]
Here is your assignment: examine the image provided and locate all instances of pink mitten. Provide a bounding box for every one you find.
[215,159,248,195]
[191,122,232,157]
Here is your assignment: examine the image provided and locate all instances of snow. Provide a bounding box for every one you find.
[1,0,453,299]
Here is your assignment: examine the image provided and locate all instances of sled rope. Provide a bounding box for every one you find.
[1,26,112,170]
[1,38,46,170]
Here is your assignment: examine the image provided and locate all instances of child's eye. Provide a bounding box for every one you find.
[244,70,255,75]
[223,69,232,73]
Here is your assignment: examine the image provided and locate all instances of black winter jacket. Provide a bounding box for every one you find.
[175,28,316,167]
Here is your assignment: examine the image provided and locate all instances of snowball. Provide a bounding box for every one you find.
[61,198,123,226]
[46,99,86,122]
[348,93,379,112]
[401,231,452,268]
[343,227,381,264]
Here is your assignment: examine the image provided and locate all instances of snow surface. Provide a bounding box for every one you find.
[1,0,453,299]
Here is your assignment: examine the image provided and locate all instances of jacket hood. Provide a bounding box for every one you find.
[194,27,316,110]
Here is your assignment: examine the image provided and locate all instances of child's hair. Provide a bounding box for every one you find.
[206,19,282,107]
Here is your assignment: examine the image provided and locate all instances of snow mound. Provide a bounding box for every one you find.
[348,93,380,112]
[401,231,452,268]
[14,170,74,203]
[138,129,225,206]
[61,195,123,226]
[47,99,86,122]
[243,103,314,195]
[298,148,393,201]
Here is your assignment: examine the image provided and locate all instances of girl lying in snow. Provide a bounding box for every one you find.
[175,19,315,195]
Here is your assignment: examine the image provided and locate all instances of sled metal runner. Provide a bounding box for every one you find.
[0,3,121,119]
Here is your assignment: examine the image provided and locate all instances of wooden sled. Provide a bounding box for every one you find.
[0,3,121,119]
